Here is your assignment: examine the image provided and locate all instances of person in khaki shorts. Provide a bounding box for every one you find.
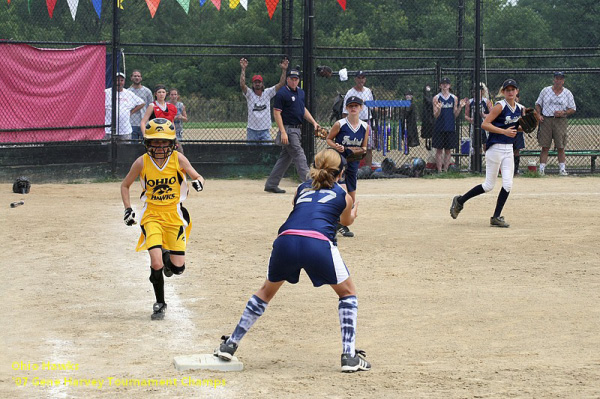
[535,72,576,175]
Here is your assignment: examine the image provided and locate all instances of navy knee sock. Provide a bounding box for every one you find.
[493,187,510,218]
[459,184,485,205]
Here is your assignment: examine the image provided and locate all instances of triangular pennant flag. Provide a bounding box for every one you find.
[229,0,239,8]
[337,0,346,10]
[92,0,102,18]
[176,0,190,12]
[211,0,220,10]
[240,0,247,10]
[145,0,161,17]
[67,0,79,19]
[265,0,279,19]
[46,0,57,17]
[198,0,206,5]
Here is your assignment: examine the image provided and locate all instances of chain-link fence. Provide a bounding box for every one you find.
[1,0,599,175]
[313,0,600,175]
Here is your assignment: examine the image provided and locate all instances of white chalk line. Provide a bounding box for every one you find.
[360,192,600,199]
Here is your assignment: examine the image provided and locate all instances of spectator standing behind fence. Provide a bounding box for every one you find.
[264,69,320,194]
[342,71,375,167]
[141,85,178,135]
[128,70,154,140]
[240,57,288,145]
[168,88,188,154]
[105,72,145,140]
[433,77,467,172]
[535,71,576,176]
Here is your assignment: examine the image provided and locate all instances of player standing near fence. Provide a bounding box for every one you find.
[121,118,205,320]
[326,96,369,238]
[450,79,524,228]
[215,149,370,373]
[432,78,468,172]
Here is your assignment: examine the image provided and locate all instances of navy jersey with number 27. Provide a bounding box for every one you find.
[278,180,348,242]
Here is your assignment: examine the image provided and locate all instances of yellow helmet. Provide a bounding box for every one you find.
[144,118,176,141]
[144,118,176,159]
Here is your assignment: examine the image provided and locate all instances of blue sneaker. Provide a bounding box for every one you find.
[214,335,238,361]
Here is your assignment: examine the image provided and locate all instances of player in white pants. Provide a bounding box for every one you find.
[450,79,524,228]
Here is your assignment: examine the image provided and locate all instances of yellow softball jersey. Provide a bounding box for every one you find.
[135,151,192,252]
[139,151,188,207]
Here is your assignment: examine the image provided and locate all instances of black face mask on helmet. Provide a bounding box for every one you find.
[143,118,177,160]
[144,139,176,160]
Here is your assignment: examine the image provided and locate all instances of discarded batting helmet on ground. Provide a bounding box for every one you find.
[411,158,426,176]
[357,165,373,179]
[381,158,396,174]
[13,176,31,194]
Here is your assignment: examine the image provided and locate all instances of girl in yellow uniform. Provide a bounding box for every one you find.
[121,118,205,320]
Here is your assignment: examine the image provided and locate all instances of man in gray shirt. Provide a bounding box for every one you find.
[128,70,154,140]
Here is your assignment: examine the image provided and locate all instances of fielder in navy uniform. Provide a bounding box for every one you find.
[215,149,370,373]
[450,79,523,228]
[326,95,369,238]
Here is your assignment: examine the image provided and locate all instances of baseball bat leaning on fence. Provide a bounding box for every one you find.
[372,110,379,151]
[403,114,409,155]
[392,108,400,150]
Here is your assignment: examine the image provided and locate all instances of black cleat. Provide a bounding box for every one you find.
[162,249,173,277]
[264,187,286,194]
[341,349,371,373]
[151,302,167,320]
[336,224,354,238]
[490,216,510,228]
[450,195,463,219]
[214,335,238,361]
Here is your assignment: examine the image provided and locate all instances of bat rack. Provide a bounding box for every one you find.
[365,100,412,156]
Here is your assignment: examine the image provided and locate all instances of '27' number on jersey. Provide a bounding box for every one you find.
[296,189,336,204]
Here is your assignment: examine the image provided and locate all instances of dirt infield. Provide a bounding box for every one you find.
[2,176,599,398]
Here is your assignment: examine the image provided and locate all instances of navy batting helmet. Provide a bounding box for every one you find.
[411,158,426,176]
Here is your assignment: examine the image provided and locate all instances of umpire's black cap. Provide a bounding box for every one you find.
[502,79,518,90]
[345,96,364,106]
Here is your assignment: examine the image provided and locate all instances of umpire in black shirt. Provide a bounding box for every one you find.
[264,69,320,193]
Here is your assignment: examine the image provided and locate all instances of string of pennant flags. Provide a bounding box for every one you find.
[8,0,346,21]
